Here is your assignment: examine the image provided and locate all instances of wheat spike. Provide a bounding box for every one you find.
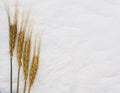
[23,39,30,79]
[23,22,33,93]
[10,25,17,57]
[29,56,38,93]
[4,0,18,57]
[28,36,41,93]
[16,12,30,93]
[4,0,19,93]
[16,14,25,93]
[23,22,32,80]
[17,30,25,67]
[17,10,30,68]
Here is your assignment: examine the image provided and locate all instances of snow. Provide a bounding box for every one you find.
[0,0,120,93]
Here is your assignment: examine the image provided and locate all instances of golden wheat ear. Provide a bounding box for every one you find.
[23,21,33,93]
[16,12,30,93]
[23,40,31,93]
[4,0,17,57]
[9,0,19,57]
[4,0,19,93]
[17,12,25,68]
[28,35,42,93]
[23,38,31,93]
[28,37,37,93]
[16,31,25,93]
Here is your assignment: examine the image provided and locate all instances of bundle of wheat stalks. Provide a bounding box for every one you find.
[4,0,41,93]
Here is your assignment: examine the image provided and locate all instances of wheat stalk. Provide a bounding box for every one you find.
[16,17,25,93]
[16,12,30,93]
[28,36,41,93]
[23,22,33,93]
[4,0,18,93]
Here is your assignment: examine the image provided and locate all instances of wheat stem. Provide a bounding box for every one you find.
[28,86,31,93]
[10,57,12,93]
[16,67,20,93]
[23,80,27,93]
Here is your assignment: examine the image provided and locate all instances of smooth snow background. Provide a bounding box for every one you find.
[0,0,120,93]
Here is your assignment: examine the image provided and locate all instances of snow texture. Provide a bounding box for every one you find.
[0,0,120,93]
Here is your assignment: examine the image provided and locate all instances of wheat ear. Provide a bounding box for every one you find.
[4,0,18,93]
[28,36,41,93]
[16,14,25,93]
[16,12,30,93]
[23,22,33,93]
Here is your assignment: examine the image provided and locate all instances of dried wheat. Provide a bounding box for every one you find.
[4,0,18,57]
[28,36,41,93]
[23,23,33,93]
[16,12,30,93]
[4,0,18,93]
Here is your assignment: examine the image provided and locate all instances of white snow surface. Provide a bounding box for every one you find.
[0,0,120,93]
